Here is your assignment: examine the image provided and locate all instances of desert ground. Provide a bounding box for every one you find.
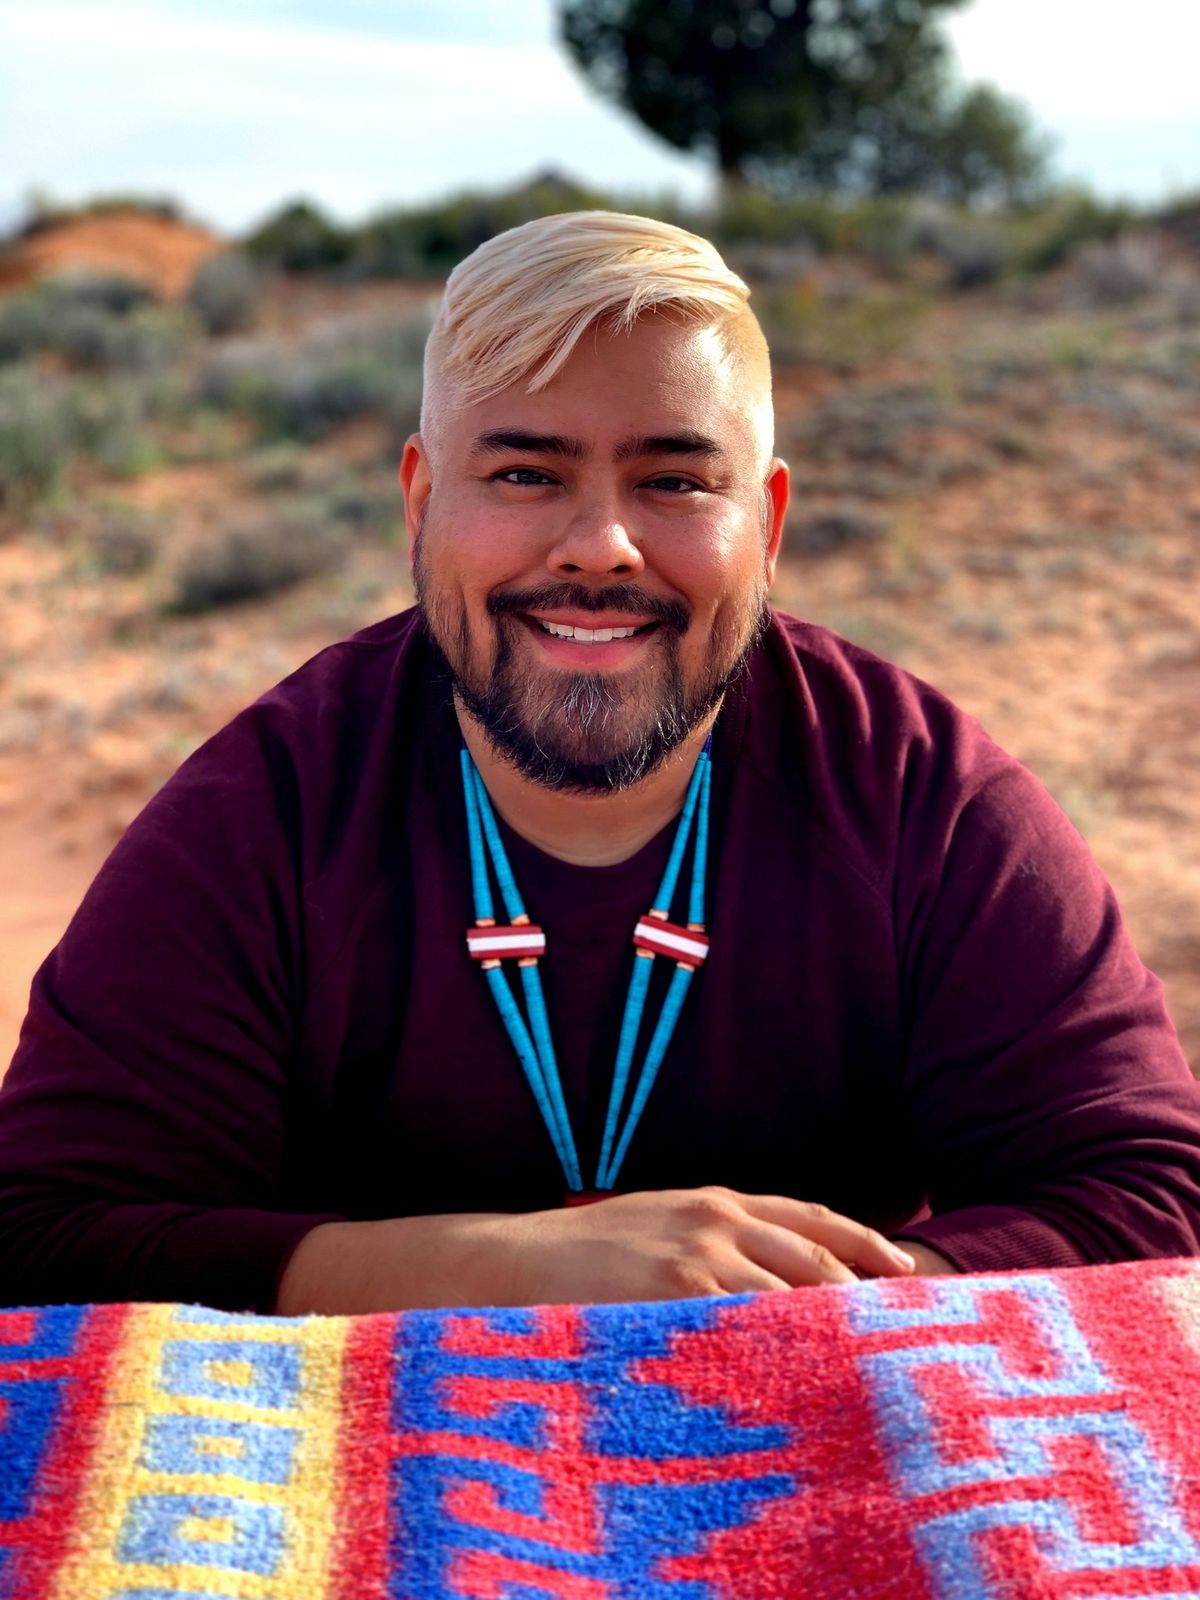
[2,211,1198,1070]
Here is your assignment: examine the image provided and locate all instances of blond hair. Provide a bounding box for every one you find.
[420,211,773,462]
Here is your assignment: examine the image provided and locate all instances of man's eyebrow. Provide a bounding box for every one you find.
[469,429,587,459]
[614,431,725,461]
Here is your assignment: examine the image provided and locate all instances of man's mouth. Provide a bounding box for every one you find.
[529,618,659,644]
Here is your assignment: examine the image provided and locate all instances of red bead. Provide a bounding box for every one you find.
[632,917,709,965]
[466,924,546,961]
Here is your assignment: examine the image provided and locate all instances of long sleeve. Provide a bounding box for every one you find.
[0,703,345,1313]
[890,728,1200,1274]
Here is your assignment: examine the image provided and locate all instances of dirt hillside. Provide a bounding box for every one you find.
[0,207,223,298]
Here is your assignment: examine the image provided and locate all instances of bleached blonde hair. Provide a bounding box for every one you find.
[420,211,773,465]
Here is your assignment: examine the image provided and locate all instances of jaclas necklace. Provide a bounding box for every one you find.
[461,735,712,1203]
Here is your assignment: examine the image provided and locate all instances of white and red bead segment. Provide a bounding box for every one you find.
[632,918,710,965]
[466,925,547,961]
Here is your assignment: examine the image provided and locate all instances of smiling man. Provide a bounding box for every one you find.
[2,212,1200,1317]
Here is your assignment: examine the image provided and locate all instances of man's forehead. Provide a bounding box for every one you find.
[430,314,768,472]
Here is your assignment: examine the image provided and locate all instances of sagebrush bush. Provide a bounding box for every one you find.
[0,366,76,505]
[0,273,190,372]
[1013,191,1137,275]
[187,251,262,336]
[79,502,160,576]
[41,268,152,316]
[166,500,347,613]
[1066,236,1164,308]
[912,210,1013,289]
[0,365,167,507]
[58,303,192,373]
[198,313,427,443]
[757,284,927,371]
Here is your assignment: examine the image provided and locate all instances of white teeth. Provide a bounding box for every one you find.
[537,621,640,641]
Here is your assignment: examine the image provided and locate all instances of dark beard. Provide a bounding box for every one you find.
[414,561,766,794]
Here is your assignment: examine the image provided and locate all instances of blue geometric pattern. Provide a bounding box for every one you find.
[849,1274,1200,1599]
[157,1339,301,1410]
[115,1492,286,1574]
[139,1414,299,1484]
[391,1298,795,1599]
[0,1306,86,1522]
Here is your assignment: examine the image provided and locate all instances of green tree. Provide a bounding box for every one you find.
[559,0,1046,204]
[244,201,352,273]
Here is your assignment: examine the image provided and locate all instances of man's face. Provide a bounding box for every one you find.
[403,314,787,792]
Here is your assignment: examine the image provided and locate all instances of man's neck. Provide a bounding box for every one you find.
[456,701,719,867]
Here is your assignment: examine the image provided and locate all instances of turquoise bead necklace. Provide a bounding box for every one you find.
[461,737,713,1202]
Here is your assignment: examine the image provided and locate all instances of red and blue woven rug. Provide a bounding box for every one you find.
[4,1258,1200,1598]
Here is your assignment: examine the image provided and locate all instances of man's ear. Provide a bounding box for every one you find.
[763,457,789,588]
[399,434,431,565]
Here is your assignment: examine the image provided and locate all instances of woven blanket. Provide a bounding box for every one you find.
[5,1259,1200,1599]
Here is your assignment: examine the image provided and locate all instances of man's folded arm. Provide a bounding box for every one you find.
[0,709,346,1314]
[892,748,1200,1274]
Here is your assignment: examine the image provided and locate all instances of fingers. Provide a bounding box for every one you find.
[714,1266,795,1295]
[731,1218,863,1287]
[707,1188,917,1282]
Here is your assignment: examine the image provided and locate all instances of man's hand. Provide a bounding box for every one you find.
[484,1186,919,1306]
[275,1188,931,1315]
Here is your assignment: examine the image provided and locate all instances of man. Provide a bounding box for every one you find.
[2,212,1198,1317]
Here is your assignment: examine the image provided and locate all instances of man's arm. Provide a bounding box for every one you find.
[0,704,348,1313]
[891,747,1200,1275]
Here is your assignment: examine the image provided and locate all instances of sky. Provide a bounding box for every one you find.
[2,0,1198,237]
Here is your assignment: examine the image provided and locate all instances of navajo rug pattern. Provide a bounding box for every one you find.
[3,1259,1200,1598]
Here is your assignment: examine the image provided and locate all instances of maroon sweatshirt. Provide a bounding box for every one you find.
[2,608,1198,1313]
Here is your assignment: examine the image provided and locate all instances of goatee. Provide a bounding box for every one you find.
[415,555,766,794]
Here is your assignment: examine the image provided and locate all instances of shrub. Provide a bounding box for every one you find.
[0,274,189,371]
[69,373,165,476]
[243,200,353,273]
[1065,235,1164,308]
[187,251,262,336]
[166,500,346,612]
[0,292,56,364]
[757,285,926,371]
[0,366,166,507]
[909,204,1012,289]
[78,502,160,576]
[247,176,612,279]
[43,268,153,315]
[0,366,76,505]
[789,507,887,554]
[198,313,428,443]
[56,302,192,373]
[710,190,845,253]
[348,175,609,277]
[1013,191,1137,275]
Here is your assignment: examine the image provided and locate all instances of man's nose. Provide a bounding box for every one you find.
[547,501,645,579]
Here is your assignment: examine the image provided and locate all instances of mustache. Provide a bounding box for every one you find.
[486,583,690,633]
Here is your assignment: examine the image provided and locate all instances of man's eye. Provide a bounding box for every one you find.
[495,467,555,486]
[645,475,702,494]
